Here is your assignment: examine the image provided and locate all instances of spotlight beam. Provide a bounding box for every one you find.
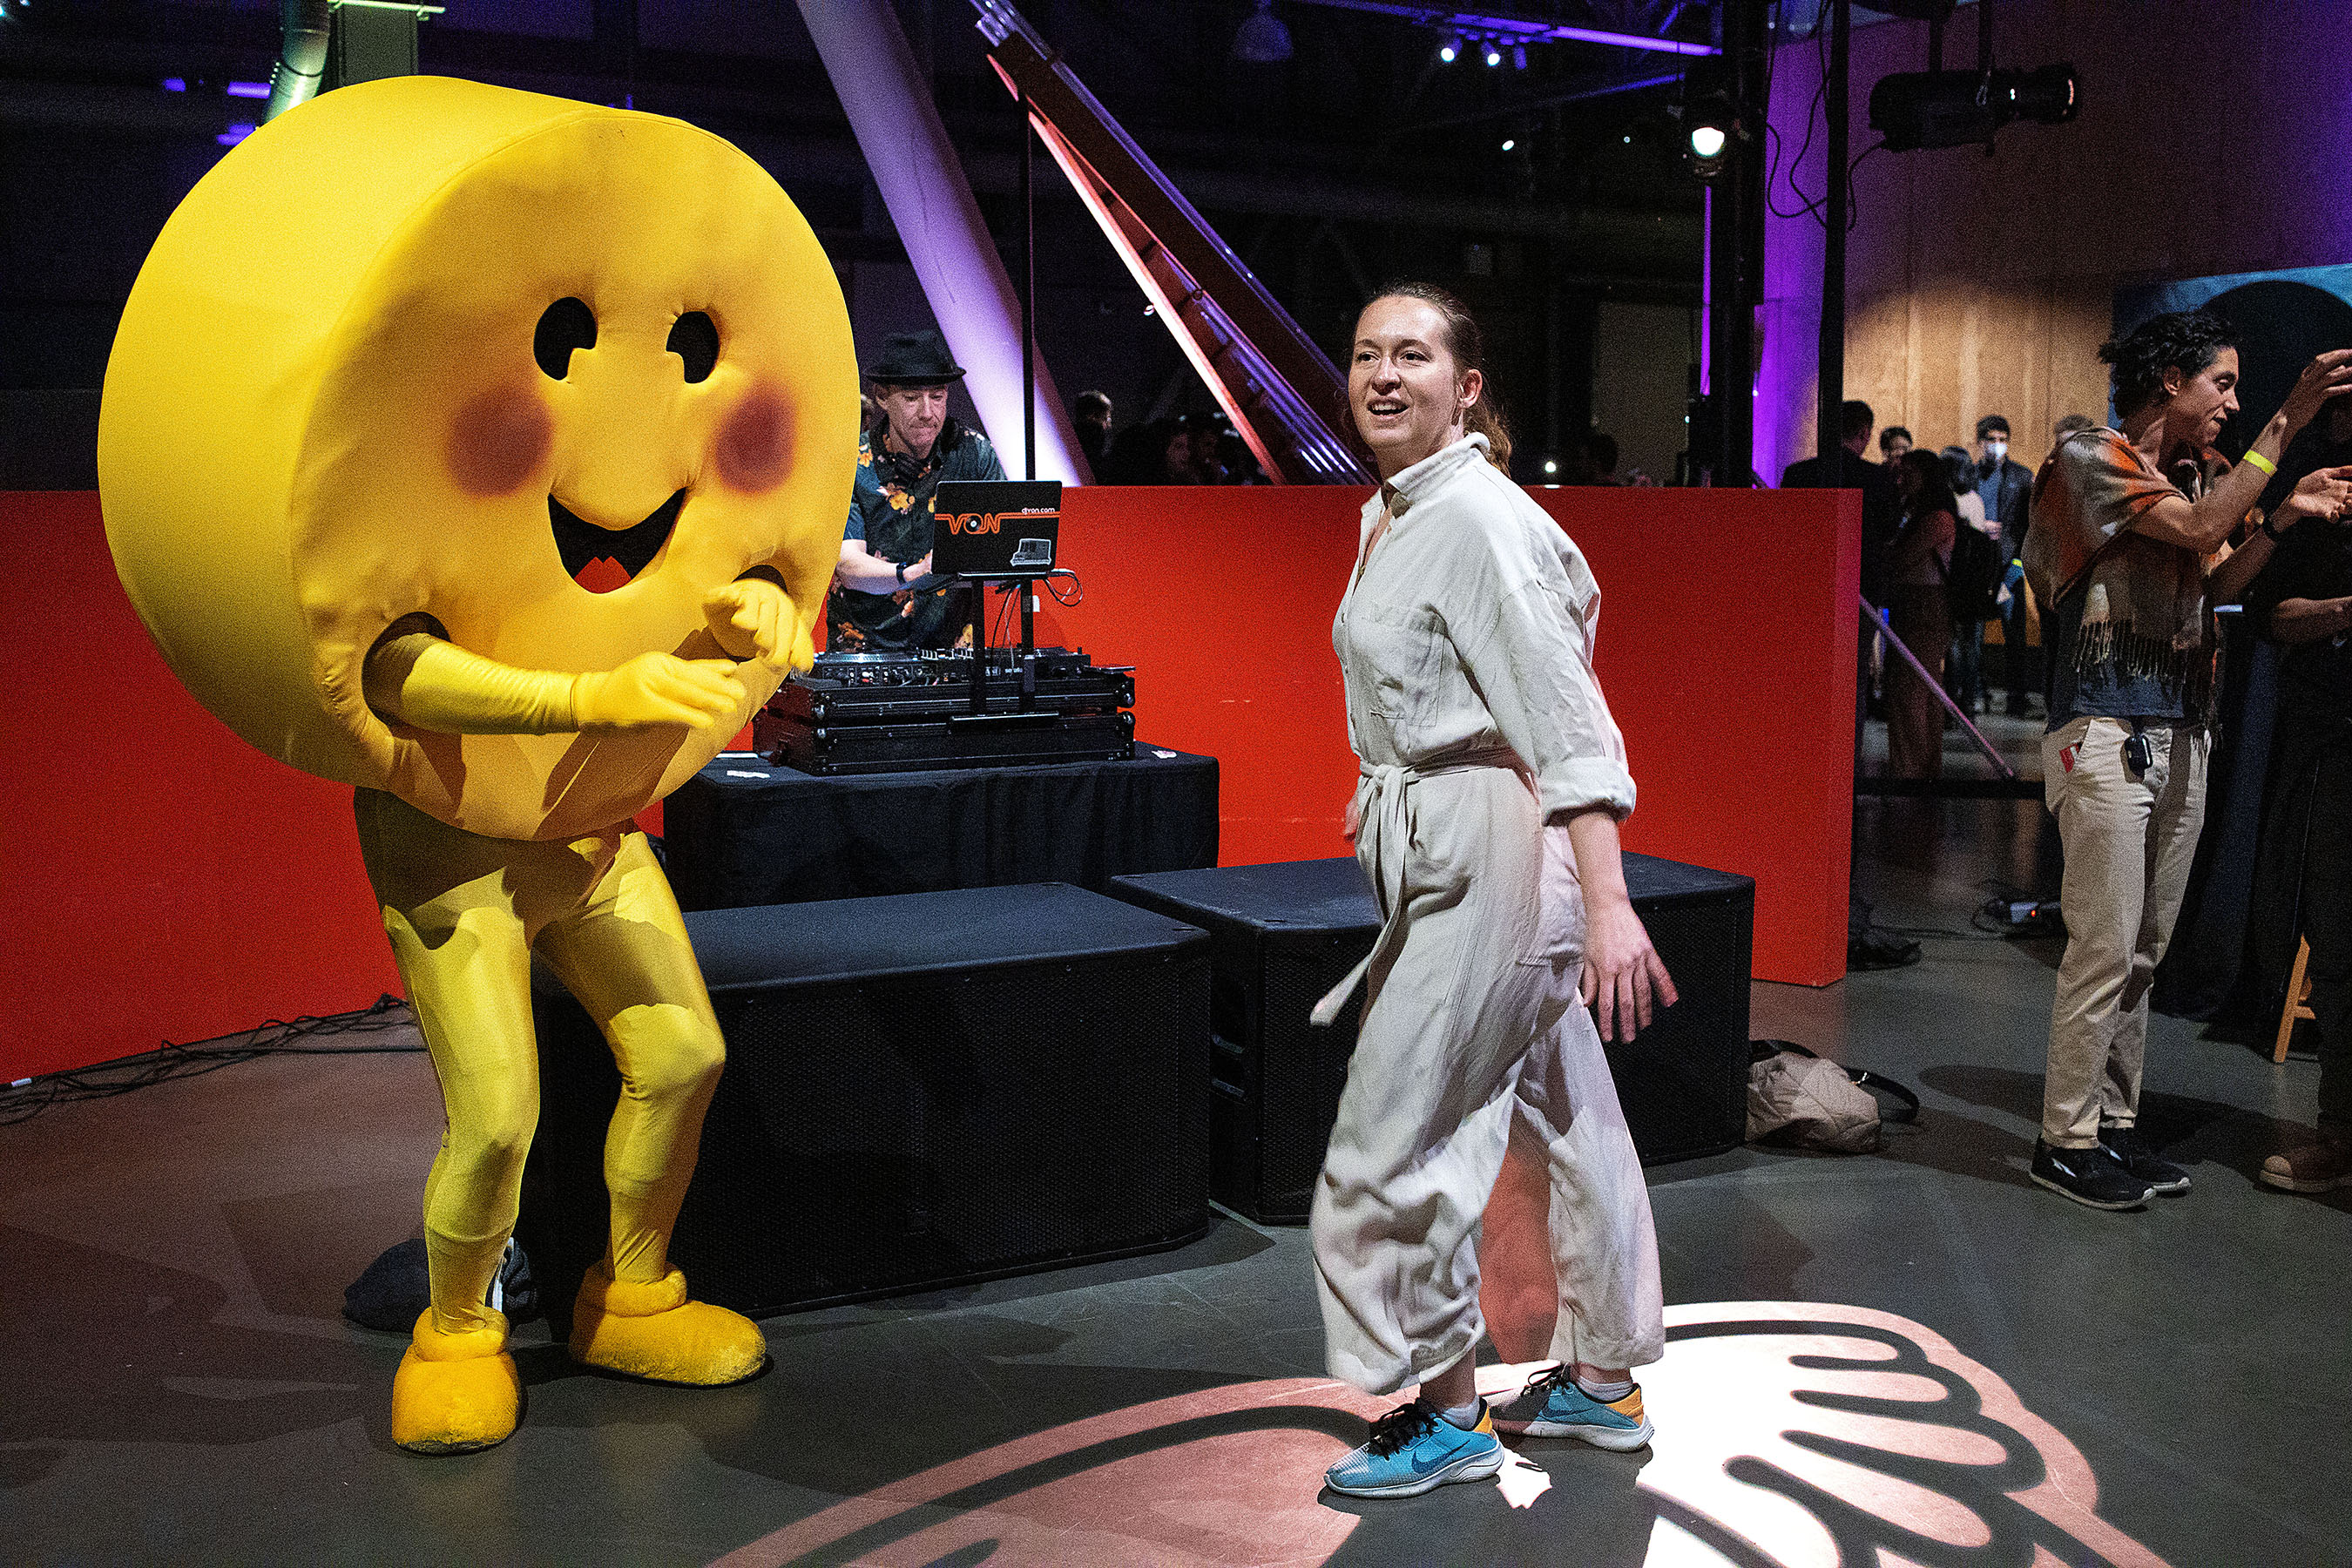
[1289,0,1719,57]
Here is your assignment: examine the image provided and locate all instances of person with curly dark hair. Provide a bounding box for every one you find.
[2018,309,2352,1209]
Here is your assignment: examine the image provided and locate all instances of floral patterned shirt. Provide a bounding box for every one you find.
[829,416,1005,651]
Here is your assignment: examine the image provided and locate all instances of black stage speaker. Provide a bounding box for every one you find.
[517,884,1212,1321]
[1105,860,1375,1221]
[1107,853,1754,1221]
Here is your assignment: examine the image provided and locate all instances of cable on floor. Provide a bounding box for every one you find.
[1,994,420,1127]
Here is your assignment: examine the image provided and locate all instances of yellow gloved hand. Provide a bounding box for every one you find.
[701,577,789,666]
[571,652,747,731]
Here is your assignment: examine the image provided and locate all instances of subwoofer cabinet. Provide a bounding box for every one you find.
[1107,853,1754,1222]
[517,883,1212,1320]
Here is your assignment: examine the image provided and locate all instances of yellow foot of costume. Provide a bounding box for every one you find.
[569,1265,767,1385]
[392,1311,520,1456]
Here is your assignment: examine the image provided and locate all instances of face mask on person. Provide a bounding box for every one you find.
[1983,439,2007,465]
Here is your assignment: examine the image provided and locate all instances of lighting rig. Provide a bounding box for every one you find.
[1867,0,2079,153]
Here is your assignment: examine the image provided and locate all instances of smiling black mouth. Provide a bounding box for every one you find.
[550,489,685,591]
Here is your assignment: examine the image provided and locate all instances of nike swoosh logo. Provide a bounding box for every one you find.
[1409,1443,1476,1475]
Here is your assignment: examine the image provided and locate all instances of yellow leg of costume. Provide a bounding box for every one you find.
[355,792,760,1456]
[537,833,764,1386]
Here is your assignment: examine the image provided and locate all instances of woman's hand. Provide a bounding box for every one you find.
[1342,791,1362,844]
[2278,349,2352,438]
[1579,891,1679,1044]
[2279,464,2352,527]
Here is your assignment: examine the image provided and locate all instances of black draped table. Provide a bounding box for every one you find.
[660,745,1220,912]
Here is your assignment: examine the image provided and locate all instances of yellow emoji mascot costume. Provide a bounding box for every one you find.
[99,76,857,1454]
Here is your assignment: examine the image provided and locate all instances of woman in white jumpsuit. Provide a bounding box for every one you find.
[1315,285,1673,1500]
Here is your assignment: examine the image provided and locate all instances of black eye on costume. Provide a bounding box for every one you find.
[667,311,720,383]
[534,297,598,381]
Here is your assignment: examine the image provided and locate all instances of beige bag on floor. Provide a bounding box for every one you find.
[1747,1041,1918,1153]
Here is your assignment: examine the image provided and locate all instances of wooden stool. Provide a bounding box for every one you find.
[2274,936,2316,1064]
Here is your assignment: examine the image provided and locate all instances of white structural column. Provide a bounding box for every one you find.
[794,0,1090,483]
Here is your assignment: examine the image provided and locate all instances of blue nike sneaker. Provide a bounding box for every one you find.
[1323,1401,1504,1499]
[1490,1366,1652,1450]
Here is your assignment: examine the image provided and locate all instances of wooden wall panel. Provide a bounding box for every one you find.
[1763,0,2352,481]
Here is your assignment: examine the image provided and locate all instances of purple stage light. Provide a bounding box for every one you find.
[225,81,270,99]
[161,77,186,92]
[1293,1,1717,58]
[215,124,255,146]
[801,0,1088,483]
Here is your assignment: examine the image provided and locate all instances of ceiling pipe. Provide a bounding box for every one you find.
[265,0,333,122]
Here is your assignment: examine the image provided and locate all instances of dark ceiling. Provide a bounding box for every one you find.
[0,0,1710,274]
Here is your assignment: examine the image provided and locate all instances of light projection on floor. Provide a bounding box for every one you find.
[713,1301,2173,1568]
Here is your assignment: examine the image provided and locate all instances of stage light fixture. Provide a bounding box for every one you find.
[1438,33,1460,63]
[1544,458,1559,475]
[1869,64,2079,152]
[1511,44,1528,69]
[1484,41,1504,67]
[1678,87,1740,182]
[1501,137,1516,152]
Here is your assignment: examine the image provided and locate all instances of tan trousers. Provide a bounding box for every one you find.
[2039,717,2209,1149]
[1311,766,1664,1396]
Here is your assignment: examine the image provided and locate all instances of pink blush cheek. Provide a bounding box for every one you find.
[715,389,793,493]
[446,386,552,496]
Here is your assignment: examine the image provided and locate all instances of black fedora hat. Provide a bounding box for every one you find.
[865,329,965,388]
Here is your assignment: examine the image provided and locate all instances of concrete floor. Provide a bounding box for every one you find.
[4,796,2348,1566]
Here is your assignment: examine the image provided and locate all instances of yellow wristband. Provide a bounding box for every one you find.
[2241,449,2278,477]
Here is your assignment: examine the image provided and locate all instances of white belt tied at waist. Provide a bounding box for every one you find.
[1309,753,1521,1028]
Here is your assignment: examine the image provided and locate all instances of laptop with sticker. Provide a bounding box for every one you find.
[929,479,1063,579]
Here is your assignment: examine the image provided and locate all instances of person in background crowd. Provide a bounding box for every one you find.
[1572,430,1654,487]
[1886,449,1957,777]
[2019,310,2352,1210]
[2055,412,2098,443]
[2246,423,2352,1193]
[1183,412,1230,485]
[2247,389,2352,1194]
[1072,389,1114,472]
[1160,418,1202,483]
[828,329,1006,652]
[1100,416,1161,483]
[1973,416,2038,715]
[1943,445,1997,713]
[1880,426,1914,464]
[1315,281,1669,1502]
[1783,400,1904,735]
[1218,423,1268,484]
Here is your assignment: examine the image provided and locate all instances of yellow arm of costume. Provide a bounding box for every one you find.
[364,623,752,734]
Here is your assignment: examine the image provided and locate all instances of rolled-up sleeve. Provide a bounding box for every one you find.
[1455,566,1637,821]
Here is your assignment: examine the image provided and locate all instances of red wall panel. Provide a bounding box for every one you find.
[0,481,1854,1082]
[0,492,402,1083]
[1041,484,1858,988]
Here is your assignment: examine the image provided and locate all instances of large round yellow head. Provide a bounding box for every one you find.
[101,76,856,840]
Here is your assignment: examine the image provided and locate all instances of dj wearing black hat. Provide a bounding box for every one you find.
[830,328,1007,652]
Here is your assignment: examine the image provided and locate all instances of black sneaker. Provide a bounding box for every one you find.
[2031,1139,2152,1210]
[2099,1124,2191,1193]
